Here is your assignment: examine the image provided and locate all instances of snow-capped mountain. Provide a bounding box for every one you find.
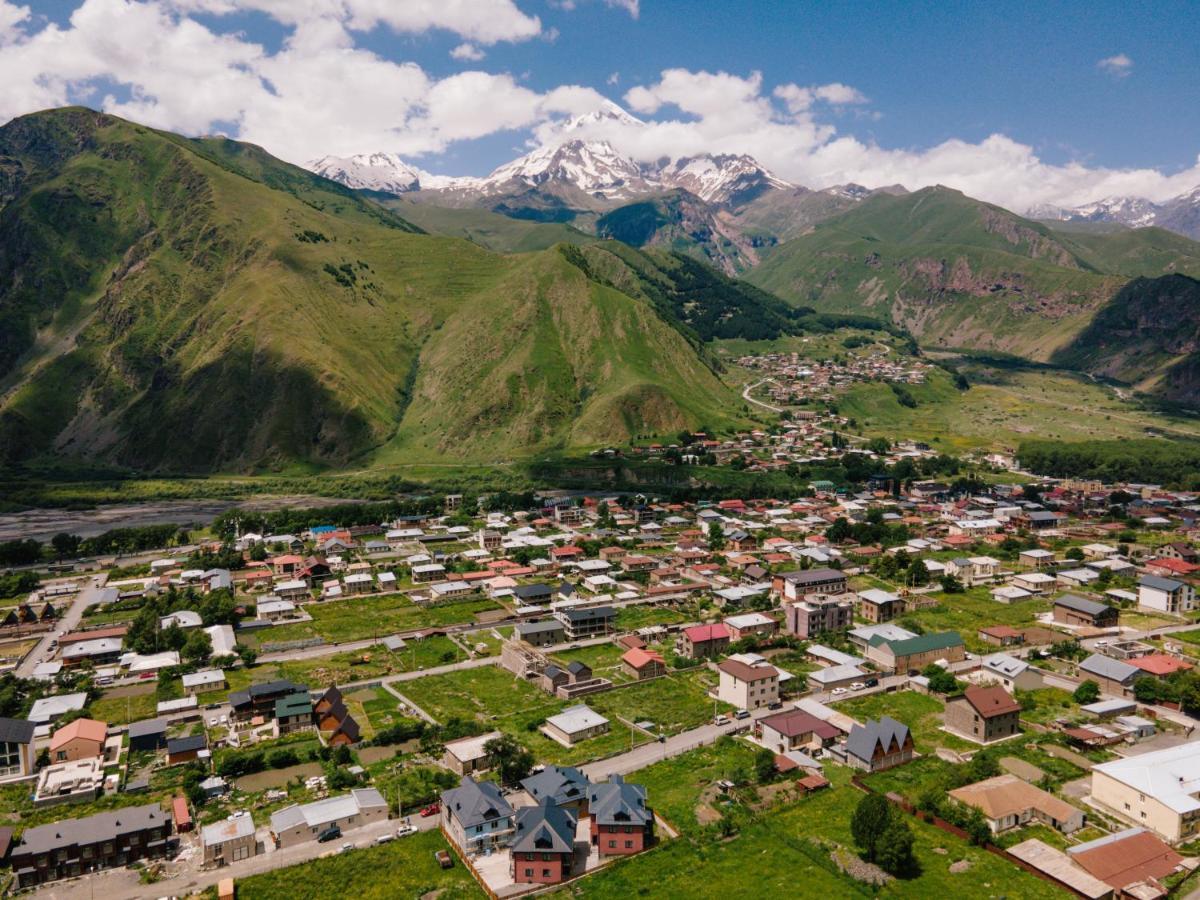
[1030,185,1200,239]
[653,154,791,205]
[307,102,792,208]
[482,138,653,199]
[306,152,478,194]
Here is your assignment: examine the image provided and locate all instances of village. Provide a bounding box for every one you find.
[2,461,1200,899]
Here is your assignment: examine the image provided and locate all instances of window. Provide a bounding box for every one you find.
[625,840,633,849]
[542,869,551,877]
[524,869,532,877]
[233,845,250,862]
[608,840,616,848]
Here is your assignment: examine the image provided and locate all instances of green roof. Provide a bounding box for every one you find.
[878,631,963,656]
[274,692,313,719]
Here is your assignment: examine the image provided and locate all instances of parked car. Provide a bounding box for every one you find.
[713,714,730,726]
[864,677,879,687]
[766,701,783,710]
[317,826,342,843]
[733,709,751,720]
[420,803,439,817]
[375,834,395,845]
[850,682,866,691]
[435,849,454,869]
[831,687,848,696]
[340,842,354,853]
[208,717,219,727]
[396,824,418,838]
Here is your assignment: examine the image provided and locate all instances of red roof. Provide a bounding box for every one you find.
[798,773,830,791]
[622,648,665,669]
[1130,654,1193,676]
[1071,829,1184,889]
[1147,557,1200,575]
[962,685,1021,718]
[49,718,107,751]
[683,623,730,643]
[979,625,1023,639]
[172,796,192,828]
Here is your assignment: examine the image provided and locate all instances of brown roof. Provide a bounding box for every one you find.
[759,709,840,740]
[949,774,1080,824]
[1070,830,1183,889]
[963,685,1021,718]
[979,625,1023,639]
[59,625,128,646]
[717,658,778,682]
[49,718,107,750]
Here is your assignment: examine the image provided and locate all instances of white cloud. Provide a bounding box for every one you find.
[606,71,619,85]
[605,0,638,17]
[1097,53,1133,78]
[0,6,1194,213]
[449,42,484,61]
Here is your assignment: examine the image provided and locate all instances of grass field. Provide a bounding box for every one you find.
[586,671,725,735]
[563,744,1064,900]
[207,829,480,900]
[401,665,647,765]
[836,690,975,754]
[867,583,1054,653]
[88,684,159,725]
[254,595,503,645]
[1173,628,1200,646]
[615,605,691,631]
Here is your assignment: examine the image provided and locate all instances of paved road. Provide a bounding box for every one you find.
[741,379,784,413]
[16,575,108,677]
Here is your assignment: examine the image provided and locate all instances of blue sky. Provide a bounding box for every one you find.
[4,0,1199,209]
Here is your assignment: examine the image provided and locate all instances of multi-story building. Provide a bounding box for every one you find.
[201,813,258,867]
[441,776,516,855]
[1091,743,1200,843]
[716,658,779,710]
[773,568,848,601]
[785,595,853,637]
[944,686,1021,744]
[1138,575,1196,615]
[0,717,37,780]
[553,605,616,640]
[509,800,577,885]
[587,775,653,856]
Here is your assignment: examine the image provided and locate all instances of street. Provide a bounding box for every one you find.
[16,574,109,678]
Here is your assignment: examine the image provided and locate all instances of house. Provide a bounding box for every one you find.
[756,709,840,754]
[1019,548,1057,569]
[978,625,1023,647]
[543,705,610,746]
[1079,654,1141,696]
[274,693,315,736]
[979,653,1044,692]
[785,595,854,637]
[521,765,592,815]
[27,692,88,726]
[774,568,848,601]
[166,734,208,766]
[723,612,778,641]
[855,588,904,623]
[716,657,779,710]
[1068,827,1186,895]
[201,813,258,868]
[1091,742,1200,842]
[49,718,106,762]
[515,619,566,647]
[10,802,172,888]
[554,606,616,640]
[182,669,226,696]
[949,774,1084,834]
[944,686,1021,744]
[269,789,388,848]
[256,598,296,621]
[126,718,168,754]
[0,717,37,780]
[588,775,653,856]
[847,623,917,651]
[510,799,577,885]
[1053,595,1119,629]
[1011,572,1057,594]
[677,623,731,659]
[621,647,666,680]
[865,631,965,674]
[229,680,309,722]
[442,731,502,776]
[34,758,104,806]
[843,716,914,772]
[441,776,516,855]
[1138,575,1196,615]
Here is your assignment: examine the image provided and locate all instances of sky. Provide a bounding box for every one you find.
[2,0,1199,211]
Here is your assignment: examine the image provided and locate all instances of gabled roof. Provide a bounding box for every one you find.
[845,716,910,762]
[621,647,664,669]
[1068,827,1184,889]
[870,631,963,656]
[759,709,840,740]
[0,716,35,745]
[521,765,591,806]
[1054,594,1110,617]
[682,623,730,643]
[167,734,208,754]
[588,775,651,827]
[511,799,577,854]
[960,685,1020,718]
[441,776,514,828]
[49,717,106,750]
[1079,653,1140,684]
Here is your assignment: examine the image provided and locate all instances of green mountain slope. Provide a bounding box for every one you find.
[372,197,600,253]
[744,186,1200,361]
[0,108,742,473]
[1053,274,1200,407]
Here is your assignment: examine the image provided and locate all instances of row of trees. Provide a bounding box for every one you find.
[0,525,187,567]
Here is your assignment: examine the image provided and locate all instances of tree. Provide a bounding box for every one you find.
[51,533,82,560]
[707,522,726,551]
[939,574,965,594]
[754,748,776,783]
[181,630,213,664]
[1065,547,1085,561]
[850,792,892,861]
[907,559,930,587]
[963,807,991,847]
[875,817,918,877]
[484,734,534,786]
[248,543,268,562]
[1073,680,1100,704]
[922,665,959,695]
[1133,676,1161,704]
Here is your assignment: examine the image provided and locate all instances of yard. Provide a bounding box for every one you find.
[401,665,650,766]
[88,684,159,725]
[561,746,1066,899]
[614,604,690,631]
[868,585,1054,654]
[206,829,481,900]
[251,595,503,646]
[587,671,725,735]
[836,690,975,754]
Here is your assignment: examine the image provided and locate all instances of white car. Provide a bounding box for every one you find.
[850,682,866,691]
[831,687,848,696]
[208,717,218,727]
[396,824,418,838]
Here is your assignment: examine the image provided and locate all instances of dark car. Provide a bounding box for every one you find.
[435,849,454,869]
[317,825,342,843]
[864,677,879,687]
[767,701,784,710]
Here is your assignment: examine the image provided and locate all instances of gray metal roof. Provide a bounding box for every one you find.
[1054,594,1110,616]
[846,716,910,763]
[0,717,35,744]
[511,800,576,854]
[1139,574,1184,592]
[1079,654,1140,684]
[16,803,166,856]
[441,777,514,829]
[587,775,651,827]
[521,766,591,806]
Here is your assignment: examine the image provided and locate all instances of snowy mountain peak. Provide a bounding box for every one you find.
[1027,184,1200,239]
[308,152,423,194]
[560,100,644,133]
[484,138,650,198]
[654,153,790,205]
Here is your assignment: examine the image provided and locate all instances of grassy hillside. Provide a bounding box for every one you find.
[373,198,599,253]
[744,186,1200,361]
[1052,274,1200,407]
[0,108,743,473]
